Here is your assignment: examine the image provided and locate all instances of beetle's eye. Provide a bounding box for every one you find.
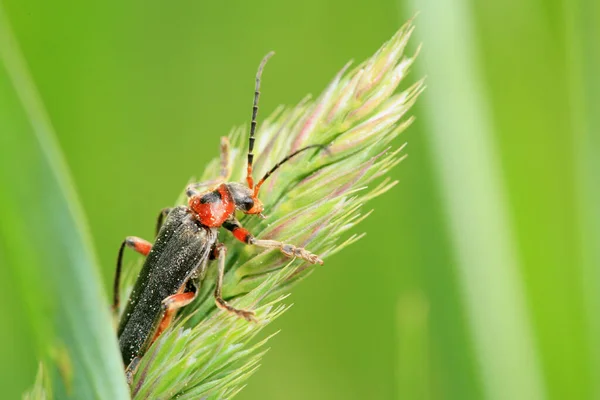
[242,197,254,211]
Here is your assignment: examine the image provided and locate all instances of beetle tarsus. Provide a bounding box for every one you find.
[251,238,324,265]
[213,242,257,322]
[125,356,141,385]
[215,297,257,322]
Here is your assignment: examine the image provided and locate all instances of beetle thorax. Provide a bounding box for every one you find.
[188,183,235,227]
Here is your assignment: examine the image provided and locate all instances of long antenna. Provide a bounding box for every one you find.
[247,51,275,189]
[253,144,327,197]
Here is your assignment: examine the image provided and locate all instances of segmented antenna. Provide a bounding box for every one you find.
[247,51,275,189]
[253,144,327,197]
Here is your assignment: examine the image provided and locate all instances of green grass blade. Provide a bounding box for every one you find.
[0,4,128,399]
[565,0,600,397]
[406,3,546,399]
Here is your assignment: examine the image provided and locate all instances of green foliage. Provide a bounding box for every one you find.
[116,21,423,399]
[22,364,50,400]
[0,4,128,399]
[4,0,597,398]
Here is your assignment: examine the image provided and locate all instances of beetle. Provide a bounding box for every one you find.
[112,52,324,379]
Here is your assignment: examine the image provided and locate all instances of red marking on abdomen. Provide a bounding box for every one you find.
[188,184,235,227]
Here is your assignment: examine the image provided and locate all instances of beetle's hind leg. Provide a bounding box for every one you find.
[153,280,198,342]
[124,281,197,385]
[125,356,142,386]
[113,236,152,314]
[213,243,256,322]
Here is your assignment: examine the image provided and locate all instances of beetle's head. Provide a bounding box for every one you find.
[227,182,264,217]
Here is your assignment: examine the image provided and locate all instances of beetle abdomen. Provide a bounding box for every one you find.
[118,206,216,366]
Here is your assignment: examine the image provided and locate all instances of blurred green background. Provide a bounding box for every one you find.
[1,0,598,399]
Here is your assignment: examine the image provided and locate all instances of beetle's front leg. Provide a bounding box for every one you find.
[251,238,324,265]
[213,243,256,322]
[223,219,323,265]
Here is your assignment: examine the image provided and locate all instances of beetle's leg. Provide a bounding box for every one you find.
[113,236,152,313]
[185,137,232,196]
[125,357,142,386]
[250,238,324,264]
[123,282,197,385]
[155,207,173,236]
[152,280,198,342]
[223,218,324,265]
[219,136,231,181]
[123,281,198,384]
[213,243,256,321]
